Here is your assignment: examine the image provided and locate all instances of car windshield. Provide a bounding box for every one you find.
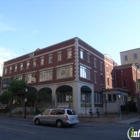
[67,109,76,115]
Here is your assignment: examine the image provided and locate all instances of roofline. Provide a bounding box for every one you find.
[101,88,130,93]
[4,37,78,63]
[120,48,140,53]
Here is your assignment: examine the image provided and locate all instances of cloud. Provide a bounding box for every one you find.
[0,22,15,33]
[0,47,16,76]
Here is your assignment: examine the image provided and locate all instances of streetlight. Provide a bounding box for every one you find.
[24,88,28,119]
[105,94,108,117]
[117,92,122,121]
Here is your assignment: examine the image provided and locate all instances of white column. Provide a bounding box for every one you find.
[50,85,57,107]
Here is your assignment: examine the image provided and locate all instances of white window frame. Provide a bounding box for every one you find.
[80,65,91,80]
[56,65,73,79]
[134,53,137,59]
[124,55,128,61]
[80,50,84,59]
[67,49,72,59]
[20,63,23,71]
[94,58,97,67]
[94,92,103,104]
[87,53,90,63]
[39,69,53,82]
[25,72,36,83]
[49,54,52,63]
[33,59,36,67]
[57,51,62,61]
[40,57,44,65]
[26,61,29,69]
[4,67,7,74]
[14,65,17,72]
[94,71,97,83]
[100,62,103,70]
[9,66,12,73]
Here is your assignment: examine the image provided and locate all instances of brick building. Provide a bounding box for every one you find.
[1,37,117,115]
[114,63,140,97]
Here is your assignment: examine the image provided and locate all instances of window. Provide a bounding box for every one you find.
[57,92,72,103]
[4,67,7,74]
[33,59,36,67]
[3,78,10,88]
[81,93,91,103]
[124,55,128,61]
[20,63,23,71]
[67,110,75,115]
[121,69,125,75]
[108,94,116,102]
[94,92,103,104]
[43,110,50,115]
[39,69,53,81]
[107,77,109,86]
[50,110,65,115]
[14,75,22,80]
[9,66,12,73]
[94,71,97,83]
[87,53,90,63]
[56,65,73,79]
[113,94,116,102]
[57,52,62,61]
[134,53,137,59]
[80,65,91,80]
[101,74,104,85]
[100,62,103,70]
[14,65,17,72]
[25,72,36,83]
[80,50,84,59]
[40,57,44,65]
[49,54,52,63]
[67,49,72,59]
[108,94,111,102]
[26,61,29,69]
[94,58,97,67]
[122,80,126,87]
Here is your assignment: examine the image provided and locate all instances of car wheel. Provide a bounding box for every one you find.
[56,120,63,128]
[35,119,40,125]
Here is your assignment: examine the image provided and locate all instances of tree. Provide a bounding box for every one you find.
[8,78,27,96]
[0,91,11,104]
[7,77,27,117]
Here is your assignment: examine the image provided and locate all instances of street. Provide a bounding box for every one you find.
[0,117,138,140]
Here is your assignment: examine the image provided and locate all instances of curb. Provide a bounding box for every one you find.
[127,119,140,125]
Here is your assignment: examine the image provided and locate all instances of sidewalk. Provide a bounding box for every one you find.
[0,113,140,125]
[0,113,34,121]
[118,116,140,125]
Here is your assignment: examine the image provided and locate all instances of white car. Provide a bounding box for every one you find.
[33,108,79,128]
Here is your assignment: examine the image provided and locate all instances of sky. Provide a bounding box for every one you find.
[0,0,140,76]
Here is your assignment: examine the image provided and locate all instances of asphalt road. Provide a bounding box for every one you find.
[0,117,138,140]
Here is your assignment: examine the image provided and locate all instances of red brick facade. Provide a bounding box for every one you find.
[115,64,140,97]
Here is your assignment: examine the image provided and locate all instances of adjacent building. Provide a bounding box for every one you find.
[120,48,140,67]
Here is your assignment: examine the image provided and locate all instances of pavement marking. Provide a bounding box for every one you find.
[0,125,35,134]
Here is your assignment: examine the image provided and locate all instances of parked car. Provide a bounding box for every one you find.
[33,108,79,128]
